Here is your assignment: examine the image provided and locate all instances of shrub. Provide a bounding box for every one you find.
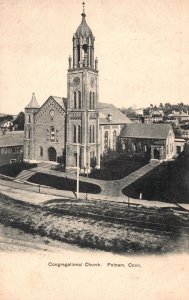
[0,162,37,177]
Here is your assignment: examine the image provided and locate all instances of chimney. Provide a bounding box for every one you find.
[107,113,112,123]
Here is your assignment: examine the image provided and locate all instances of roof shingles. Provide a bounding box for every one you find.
[99,103,132,125]
[120,123,173,139]
[0,131,24,148]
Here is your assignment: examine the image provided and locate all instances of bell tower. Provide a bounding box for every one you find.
[66,2,100,172]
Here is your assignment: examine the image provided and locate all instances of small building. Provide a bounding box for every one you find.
[167,110,189,122]
[0,131,24,166]
[119,123,175,161]
[174,138,186,155]
[180,129,189,140]
[140,109,163,123]
[0,120,13,129]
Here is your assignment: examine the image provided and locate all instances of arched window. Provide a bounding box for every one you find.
[27,145,30,156]
[50,126,55,142]
[92,92,95,109]
[91,125,95,143]
[104,131,109,150]
[74,92,77,109]
[113,130,117,150]
[89,125,92,143]
[144,145,147,152]
[132,143,136,152]
[28,114,31,123]
[122,142,126,151]
[89,92,92,109]
[73,125,77,143]
[78,91,81,109]
[28,129,31,139]
[47,129,49,141]
[78,125,81,143]
[40,146,43,157]
[56,130,58,142]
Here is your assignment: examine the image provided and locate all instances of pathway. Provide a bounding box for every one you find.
[1,177,188,209]
[31,161,160,197]
[1,160,188,209]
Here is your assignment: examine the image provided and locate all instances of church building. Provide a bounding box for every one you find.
[24,4,131,172]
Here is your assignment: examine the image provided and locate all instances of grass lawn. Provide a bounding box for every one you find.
[88,156,148,180]
[0,193,189,254]
[123,155,189,204]
[0,162,37,178]
[28,172,101,194]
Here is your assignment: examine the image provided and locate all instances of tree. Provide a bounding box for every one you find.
[0,114,13,123]
[119,107,136,118]
[13,112,25,130]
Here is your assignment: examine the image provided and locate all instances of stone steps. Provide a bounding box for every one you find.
[37,162,56,169]
[14,170,35,183]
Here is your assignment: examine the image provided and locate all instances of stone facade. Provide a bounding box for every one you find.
[24,95,66,163]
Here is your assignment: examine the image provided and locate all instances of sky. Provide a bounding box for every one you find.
[0,0,189,114]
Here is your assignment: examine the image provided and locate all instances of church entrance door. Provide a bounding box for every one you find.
[48,147,57,162]
[154,148,160,160]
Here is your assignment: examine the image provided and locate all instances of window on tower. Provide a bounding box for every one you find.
[74,92,77,109]
[92,92,95,109]
[28,129,31,139]
[78,91,81,109]
[92,125,95,143]
[89,92,92,109]
[73,125,77,143]
[89,125,92,143]
[78,125,81,143]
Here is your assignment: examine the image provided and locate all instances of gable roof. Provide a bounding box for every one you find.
[120,123,173,139]
[34,96,67,120]
[99,102,132,125]
[51,96,67,111]
[30,95,131,125]
[0,131,24,147]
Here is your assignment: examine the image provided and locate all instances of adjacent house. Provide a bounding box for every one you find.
[0,131,24,166]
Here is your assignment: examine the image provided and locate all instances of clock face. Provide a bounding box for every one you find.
[50,110,55,118]
[73,76,80,85]
[90,77,94,87]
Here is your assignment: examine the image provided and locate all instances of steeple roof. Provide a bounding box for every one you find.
[25,93,40,109]
[75,3,93,39]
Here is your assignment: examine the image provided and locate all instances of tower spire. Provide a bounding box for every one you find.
[71,1,95,69]
[82,2,86,16]
[25,92,40,109]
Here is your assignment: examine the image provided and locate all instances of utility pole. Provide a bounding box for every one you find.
[86,162,89,200]
[76,143,80,200]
